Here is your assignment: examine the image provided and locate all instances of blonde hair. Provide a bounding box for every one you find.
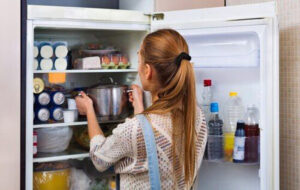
[140,29,196,186]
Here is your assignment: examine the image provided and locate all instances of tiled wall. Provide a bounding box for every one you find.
[226,0,300,189]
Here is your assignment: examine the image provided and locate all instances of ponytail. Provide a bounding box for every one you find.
[141,29,197,185]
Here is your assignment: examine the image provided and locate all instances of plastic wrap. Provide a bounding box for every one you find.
[70,168,91,190]
[37,126,73,153]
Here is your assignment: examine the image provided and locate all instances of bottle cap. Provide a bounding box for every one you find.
[204,79,212,87]
[210,102,219,113]
[229,92,238,97]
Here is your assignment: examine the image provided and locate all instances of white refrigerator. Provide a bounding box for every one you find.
[25,2,279,190]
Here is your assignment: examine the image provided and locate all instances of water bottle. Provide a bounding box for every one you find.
[224,92,244,162]
[206,102,223,160]
[201,79,212,121]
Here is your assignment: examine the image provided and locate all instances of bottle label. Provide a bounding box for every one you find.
[233,137,245,160]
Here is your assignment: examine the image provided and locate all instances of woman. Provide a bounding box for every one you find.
[75,29,207,189]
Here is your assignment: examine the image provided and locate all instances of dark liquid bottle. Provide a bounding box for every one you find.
[233,121,245,163]
[206,102,223,160]
[244,106,260,163]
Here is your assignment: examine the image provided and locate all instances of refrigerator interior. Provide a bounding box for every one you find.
[31,23,264,189]
[185,30,261,189]
[31,28,148,189]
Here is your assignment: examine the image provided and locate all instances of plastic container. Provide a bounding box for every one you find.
[33,162,70,190]
[40,58,53,70]
[63,109,77,123]
[54,58,68,71]
[39,42,53,59]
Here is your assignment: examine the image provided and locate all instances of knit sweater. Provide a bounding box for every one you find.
[90,107,207,189]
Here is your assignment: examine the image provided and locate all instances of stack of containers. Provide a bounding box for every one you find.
[34,90,66,123]
[34,41,69,71]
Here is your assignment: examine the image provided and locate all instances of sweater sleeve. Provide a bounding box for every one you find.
[89,118,136,172]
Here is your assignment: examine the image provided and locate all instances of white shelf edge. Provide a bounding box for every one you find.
[33,153,89,163]
[33,121,88,128]
[33,119,125,129]
[33,69,138,74]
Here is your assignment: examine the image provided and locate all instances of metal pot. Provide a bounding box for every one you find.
[111,85,129,119]
[87,84,129,120]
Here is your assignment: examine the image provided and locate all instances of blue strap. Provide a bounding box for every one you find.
[136,114,161,190]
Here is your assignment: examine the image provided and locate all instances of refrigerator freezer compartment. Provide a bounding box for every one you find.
[184,31,260,68]
[205,135,260,164]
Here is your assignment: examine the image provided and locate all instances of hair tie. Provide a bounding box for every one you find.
[175,52,191,66]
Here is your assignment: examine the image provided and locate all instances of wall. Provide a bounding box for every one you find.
[226,0,300,190]
[155,0,224,11]
[0,0,20,189]
[28,0,119,9]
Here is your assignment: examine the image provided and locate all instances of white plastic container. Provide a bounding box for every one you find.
[63,110,76,123]
[40,58,53,70]
[54,58,68,71]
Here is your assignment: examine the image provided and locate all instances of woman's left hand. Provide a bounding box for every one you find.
[75,91,94,115]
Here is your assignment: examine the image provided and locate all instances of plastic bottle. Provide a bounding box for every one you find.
[224,92,244,162]
[244,105,260,163]
[201,79,212,121]
[206,102,223,160]
[233,121,246,163]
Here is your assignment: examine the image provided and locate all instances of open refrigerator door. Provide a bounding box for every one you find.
[151,2,279,190]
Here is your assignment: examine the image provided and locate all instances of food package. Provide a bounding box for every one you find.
[53,41,68,58]
[70,168,91,190]
[74,56,101,70]
[36,126,73,153]
[33,162,70,190]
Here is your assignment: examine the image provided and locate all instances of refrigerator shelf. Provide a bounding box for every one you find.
[203,159,259,166]
[33,119,125,129]
[33,147,89,163]
[33,69,138,74]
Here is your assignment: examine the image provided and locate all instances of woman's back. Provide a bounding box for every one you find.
[90,107,207,189]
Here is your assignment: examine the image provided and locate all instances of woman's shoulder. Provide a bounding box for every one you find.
[195,106,207,131]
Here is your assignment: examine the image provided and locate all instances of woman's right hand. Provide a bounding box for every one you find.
[129,84,144,114]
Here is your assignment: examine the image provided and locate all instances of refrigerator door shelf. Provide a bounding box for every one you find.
[184,31,260,68]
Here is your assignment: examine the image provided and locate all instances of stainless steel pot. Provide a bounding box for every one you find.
[87,84,129,120]
[87,86,112,120]
[111,85,129,119]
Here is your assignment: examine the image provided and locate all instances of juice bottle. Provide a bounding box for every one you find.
[244,105,260,163]
[224,92,244,162]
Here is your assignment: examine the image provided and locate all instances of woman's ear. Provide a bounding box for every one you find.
[145,63,152,80]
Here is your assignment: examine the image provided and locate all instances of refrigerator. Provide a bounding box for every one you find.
[24,2,279,190]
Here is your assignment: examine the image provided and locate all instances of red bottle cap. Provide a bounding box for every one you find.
[204,79,212,87]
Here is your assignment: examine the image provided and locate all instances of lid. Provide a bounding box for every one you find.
[37,108,50,121]
[229,92,238,97]
[204,79,212,87]
[53,107,64,121]
[210,102,219,113]
[53,92,65,105]
[236,120,245,129]
[33,78,45,94]
[38,92,50,105]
